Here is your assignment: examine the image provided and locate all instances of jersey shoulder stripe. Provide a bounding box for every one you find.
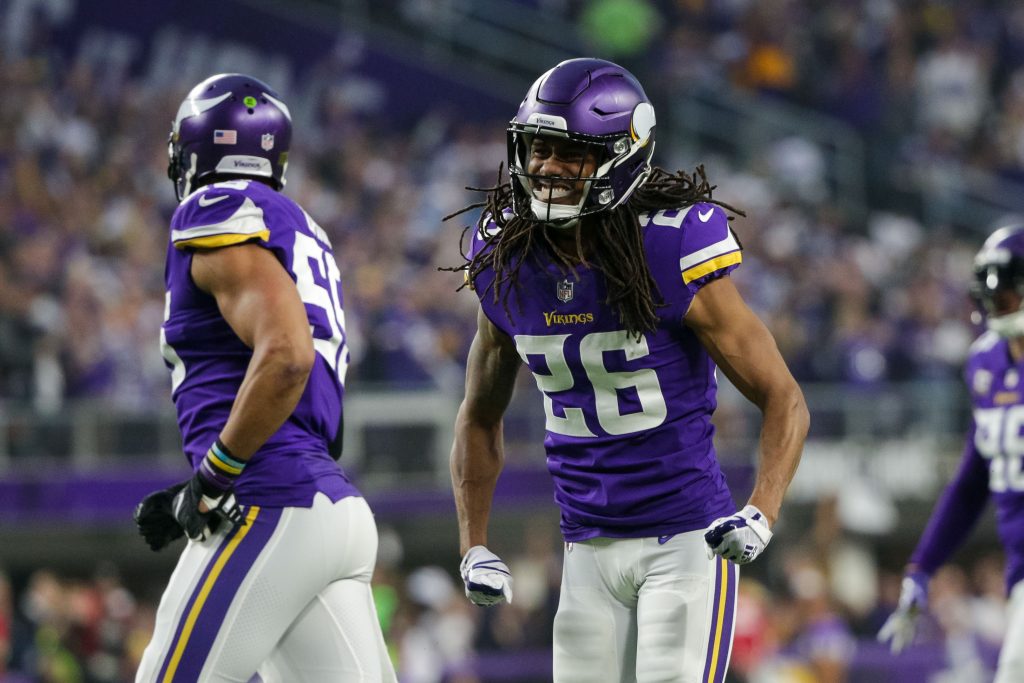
[682,250,742,284]
[171,182,272,249]
[677,204,741,283]
[969,330,1001,356]
[467,213,503,261]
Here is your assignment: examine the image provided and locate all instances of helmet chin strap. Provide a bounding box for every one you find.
[179,152,198,203]
[530,198,580,229]
[529,178,592,229]
[988,310,1024,338]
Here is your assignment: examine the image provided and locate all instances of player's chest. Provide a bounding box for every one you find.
[494,266,607,335]
[972,365,1024,492]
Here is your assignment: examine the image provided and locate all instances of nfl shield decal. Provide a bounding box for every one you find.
[557,279,574,303]
[261,133,275,151]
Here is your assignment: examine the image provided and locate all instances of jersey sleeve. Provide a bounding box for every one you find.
[678,203,742,293]
[908,419,991,576]
[170,185,271,250]
[466,213,501,290]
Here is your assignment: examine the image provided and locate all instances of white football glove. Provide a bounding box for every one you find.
[460,545,513,606]
[703,504,773,565]
[877,572,929,653]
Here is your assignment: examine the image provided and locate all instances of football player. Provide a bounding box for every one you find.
[133,74,396,682]
[879,225,1024,682]
[448,58,809,683]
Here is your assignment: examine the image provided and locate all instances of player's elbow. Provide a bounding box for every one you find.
[783,382,810,439]
[759,377,809,438]
[459,398,504,432]
[261,336,315,390]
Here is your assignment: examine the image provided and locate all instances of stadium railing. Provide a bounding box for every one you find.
[0,379,971,482]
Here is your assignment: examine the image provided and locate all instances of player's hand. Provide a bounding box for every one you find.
[877,572,929,653]
[172,475,244,542]
[460,545,513,606]
[133,481,188,551]
[703,504,773,564]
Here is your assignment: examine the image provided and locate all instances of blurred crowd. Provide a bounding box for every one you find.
[0,503,1009,683]
[637,0,1024,388]
[2,1,1023,680]
[1,0,1015,419]
[649,0,1024,186]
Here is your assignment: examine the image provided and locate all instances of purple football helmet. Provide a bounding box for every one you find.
[507,58,656,225]
[972,225,1024,337]
[167,73,292,202]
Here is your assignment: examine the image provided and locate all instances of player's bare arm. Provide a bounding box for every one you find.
[451,307,522,554]
[191,242,315,460]
[137,74,396,682]
[685,277,809,527]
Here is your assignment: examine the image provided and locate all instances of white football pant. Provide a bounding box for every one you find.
[995,578,1024,683]
[553,529,738,683]
[136,493,396,682]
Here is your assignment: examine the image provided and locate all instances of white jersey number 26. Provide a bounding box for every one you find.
[975,405,1024,492]
[514,331,668,437]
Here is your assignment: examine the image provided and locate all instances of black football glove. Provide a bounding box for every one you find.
[172,474,245,542]
[133,481,188,551]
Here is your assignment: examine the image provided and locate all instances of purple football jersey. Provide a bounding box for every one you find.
[913,331,1024,591]
[162,179,360,507]
[469,203,741,541]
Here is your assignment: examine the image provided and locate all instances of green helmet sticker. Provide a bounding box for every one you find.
[243,96,258,108]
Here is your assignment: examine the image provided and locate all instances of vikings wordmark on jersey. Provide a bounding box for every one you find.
[469,202,742,541]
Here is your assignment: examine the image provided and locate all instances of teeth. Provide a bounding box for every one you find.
[533,186,573,200]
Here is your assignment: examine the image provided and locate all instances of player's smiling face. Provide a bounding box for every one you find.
[527,135,599,205]
[991,287,1023,317]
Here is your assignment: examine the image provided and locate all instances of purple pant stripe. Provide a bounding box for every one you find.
[157,507,282,682]
[155,525,240,683]
[701,557,740,683]
[701,557,724,681]
[712,563,739,683]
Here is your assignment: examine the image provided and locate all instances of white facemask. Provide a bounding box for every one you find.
[987,310,1024,338]
[530,198,582,228]
[529,178,593,229]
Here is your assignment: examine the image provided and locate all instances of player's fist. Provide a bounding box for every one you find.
[877,571,929,653]
[703,504,773,564]
[172,476,243,542]
[134,481,188,551]
[460,545,513,606]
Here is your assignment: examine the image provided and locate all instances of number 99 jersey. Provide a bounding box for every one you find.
[469,203,741,541]
[965,330,1024,590]
[162,180,360,507]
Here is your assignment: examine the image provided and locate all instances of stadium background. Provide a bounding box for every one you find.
[0,0,1021,680]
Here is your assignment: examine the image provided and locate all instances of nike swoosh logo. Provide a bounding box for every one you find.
[698,209,714,222]
[198,194,229,207]
[658,535,674,545]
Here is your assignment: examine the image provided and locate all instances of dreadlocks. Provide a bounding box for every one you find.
[442,165,744,339]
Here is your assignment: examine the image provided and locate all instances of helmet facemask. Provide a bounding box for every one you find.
[506,104,655,228]
[972,253,1024,338]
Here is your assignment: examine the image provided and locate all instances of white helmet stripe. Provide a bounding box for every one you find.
[173,92,232,134]
[263,92,292,121]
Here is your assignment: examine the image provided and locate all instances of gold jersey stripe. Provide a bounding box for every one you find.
[682,251,742,284]
[174,230,270,250]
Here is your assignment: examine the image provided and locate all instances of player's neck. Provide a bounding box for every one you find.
[545,218,596,264]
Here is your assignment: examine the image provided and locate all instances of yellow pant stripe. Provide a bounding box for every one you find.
[161,506,260,682]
